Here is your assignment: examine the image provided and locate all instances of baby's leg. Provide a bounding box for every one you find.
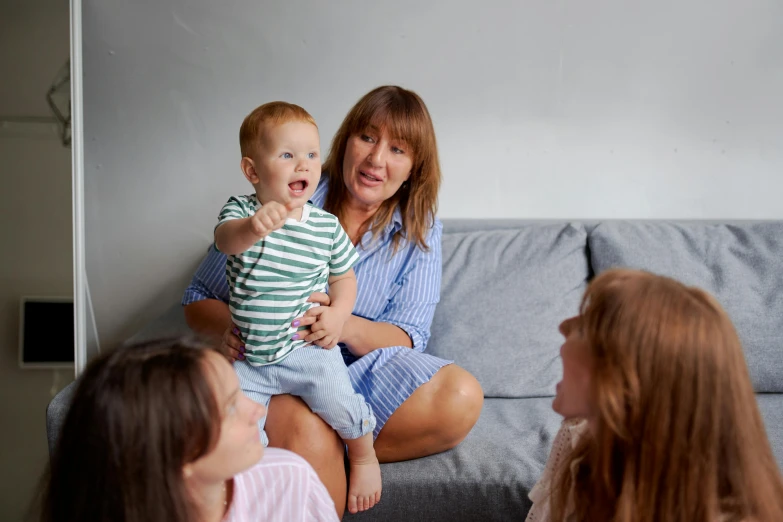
[344,433,382,514]
[279,347,381,513]
[233,359,278,446]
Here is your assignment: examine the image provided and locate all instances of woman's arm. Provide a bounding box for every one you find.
[301,221,443,356]
[181,245,244,358]
[297,293,413,354]
[184,298,247,360]
[183,298,232,341]
[341,315,413,356]
[350,220,443,354]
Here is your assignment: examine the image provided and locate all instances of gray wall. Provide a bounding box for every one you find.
[0,0,74,519]
[82,0,783,350]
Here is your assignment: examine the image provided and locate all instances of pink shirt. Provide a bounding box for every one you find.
[225,448,339,522]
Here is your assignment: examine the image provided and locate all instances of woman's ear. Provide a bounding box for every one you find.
[182,464,194,479]
[240,157,259,184]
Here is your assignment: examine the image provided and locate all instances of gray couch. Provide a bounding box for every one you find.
[46,220,783,521]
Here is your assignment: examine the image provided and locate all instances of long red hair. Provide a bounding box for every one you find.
[552,269,783,522]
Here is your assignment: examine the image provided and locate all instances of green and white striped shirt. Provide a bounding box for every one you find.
[216,195,359,366]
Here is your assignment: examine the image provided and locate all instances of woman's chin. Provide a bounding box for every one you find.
[247,441,264,466]
[552,386,567,416]
[551,396,562,416]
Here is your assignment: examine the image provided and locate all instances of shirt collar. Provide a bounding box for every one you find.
[386,207,404,234]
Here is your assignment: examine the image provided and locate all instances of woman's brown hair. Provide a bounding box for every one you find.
[552,269,783,522]
[38,338,222,522]
[322,85,441,253]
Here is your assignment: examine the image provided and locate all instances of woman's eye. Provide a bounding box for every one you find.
[392,146,405,154]
[360,134,374,143]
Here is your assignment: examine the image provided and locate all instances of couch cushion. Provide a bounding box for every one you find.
[758,394,783,471]
[344,396,563,522]
[342,394,783,522]
[46,380,77,456]
[588,222,783,393]
[428,223,590,398]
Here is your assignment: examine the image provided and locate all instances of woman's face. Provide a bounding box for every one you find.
[342,125,413,211]
[552,316,595,419]
[185,351,265,483]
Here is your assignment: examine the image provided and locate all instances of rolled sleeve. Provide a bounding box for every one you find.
[181,244,230,306]
[377,221,442,352]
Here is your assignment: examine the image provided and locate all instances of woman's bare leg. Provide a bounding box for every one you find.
[374,365,483,462]
[265,394,347,518]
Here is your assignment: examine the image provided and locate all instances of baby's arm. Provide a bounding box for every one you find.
[327,269,357,320]
[215,201,290,255]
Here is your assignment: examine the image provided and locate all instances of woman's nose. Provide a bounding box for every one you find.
[559,321,569,337]
[248,398,265,423]
[367,144,384,166]
[559,316,578,337]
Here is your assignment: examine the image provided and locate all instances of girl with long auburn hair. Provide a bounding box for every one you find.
[527,269,783,522]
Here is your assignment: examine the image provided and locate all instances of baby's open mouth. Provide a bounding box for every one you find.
[289,180,308,192]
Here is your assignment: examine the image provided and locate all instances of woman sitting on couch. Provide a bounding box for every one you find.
[527,269,783,522]
[182,85,484,516]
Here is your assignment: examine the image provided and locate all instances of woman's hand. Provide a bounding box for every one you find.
[293,292,339,348]
[303,306,348,349]
[221,324,246,361]
[293,292,414,356]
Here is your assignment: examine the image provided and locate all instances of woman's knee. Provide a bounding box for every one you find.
[431,365,484,446]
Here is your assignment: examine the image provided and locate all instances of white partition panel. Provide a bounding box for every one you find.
[77,0,783,353]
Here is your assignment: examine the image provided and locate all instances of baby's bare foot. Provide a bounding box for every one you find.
[347,456,382,514]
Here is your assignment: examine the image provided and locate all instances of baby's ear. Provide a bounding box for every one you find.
[240,157,259,184]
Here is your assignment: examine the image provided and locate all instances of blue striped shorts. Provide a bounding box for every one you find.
[234,346,376,445]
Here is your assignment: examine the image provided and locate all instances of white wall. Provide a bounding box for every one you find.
[0,0,74,518]
[82,0,783,350]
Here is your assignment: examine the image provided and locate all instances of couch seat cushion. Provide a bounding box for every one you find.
[344,397,562,522]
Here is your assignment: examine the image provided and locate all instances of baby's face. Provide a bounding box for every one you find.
[249,121,321,208]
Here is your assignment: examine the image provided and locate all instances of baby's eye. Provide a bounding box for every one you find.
[308,152,318,159]
[281,152,293,159]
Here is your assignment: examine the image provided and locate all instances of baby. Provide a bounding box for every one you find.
[214,101,381,513]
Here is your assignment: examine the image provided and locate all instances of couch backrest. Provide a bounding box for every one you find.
[433,219,783,398]
[427,222,590,398]
[589,221,783,393]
